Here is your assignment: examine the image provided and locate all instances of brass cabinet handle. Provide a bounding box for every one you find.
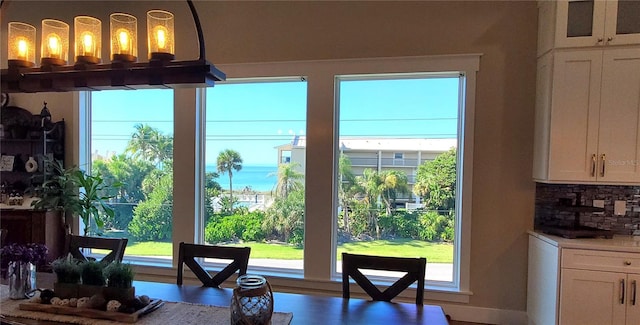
[607,36,614,42]
[622,279,626,304]
[601,154,606,177]
[633,280,637,306]
[597,38,604,43]
[591,154,597,177]
[625,261,632,266]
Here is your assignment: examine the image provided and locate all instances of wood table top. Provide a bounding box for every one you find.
[2,279,449,325]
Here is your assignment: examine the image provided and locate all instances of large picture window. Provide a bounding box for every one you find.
[336,74,462,284]
[205,79,307,271]
[90,89,174,260]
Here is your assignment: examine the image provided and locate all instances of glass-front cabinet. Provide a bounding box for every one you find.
[555,0,640,48]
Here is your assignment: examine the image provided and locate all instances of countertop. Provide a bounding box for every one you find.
[529,230,640,253]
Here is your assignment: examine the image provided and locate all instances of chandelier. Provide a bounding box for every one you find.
[1,0,226,93]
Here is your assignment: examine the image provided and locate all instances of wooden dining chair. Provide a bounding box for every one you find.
[177,242,251,288]
[65,234,128,264]
[342,252,427,305]
[0,228,7,247]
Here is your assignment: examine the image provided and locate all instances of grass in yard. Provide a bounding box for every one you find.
[338,239,453,263]
[101,231,453,263]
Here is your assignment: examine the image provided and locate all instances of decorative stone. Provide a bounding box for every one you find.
[106,300,122,312]
[77,297,91,308]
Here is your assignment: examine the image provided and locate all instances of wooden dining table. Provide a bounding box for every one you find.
[1,279,449,325]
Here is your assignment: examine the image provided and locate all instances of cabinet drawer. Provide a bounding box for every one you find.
[562,248,640,273]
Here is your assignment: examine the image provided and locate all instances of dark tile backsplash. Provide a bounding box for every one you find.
[535,183,640,235]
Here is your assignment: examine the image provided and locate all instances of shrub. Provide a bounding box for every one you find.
[378,210,420,239]
[288,228,304,246]
[205,212,265,244]
[128,173,173,241]
[419,210,454,242]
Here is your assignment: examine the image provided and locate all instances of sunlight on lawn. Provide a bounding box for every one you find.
[109,239,452,263]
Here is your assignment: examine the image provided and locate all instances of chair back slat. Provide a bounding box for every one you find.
[342,252,426,305]
[177,242,250,288]
[66,234,128,264]
[0,229,7,247]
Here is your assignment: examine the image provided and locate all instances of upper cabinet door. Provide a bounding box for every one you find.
[597,48,640,183]
[555,0,640,48]
[547,50,602,182]
[604,0,640,46]
[555,0,607,48]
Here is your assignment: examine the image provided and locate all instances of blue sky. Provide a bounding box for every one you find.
[91,75,459,166]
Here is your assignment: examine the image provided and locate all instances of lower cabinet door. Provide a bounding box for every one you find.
[627,275,640,325]
[560,269,626,325]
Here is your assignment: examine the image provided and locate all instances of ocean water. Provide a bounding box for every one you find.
[206,164,278,192]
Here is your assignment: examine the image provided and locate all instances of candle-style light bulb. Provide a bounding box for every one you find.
[17,39,28,59]
[118,30,130,53]
[156,28,166,50]
[82,33,94,55]
[47,35,61,58]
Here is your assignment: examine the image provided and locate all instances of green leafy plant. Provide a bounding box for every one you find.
[81,260,106,286]
[51,257,81,284]
[31,157,121,236]
[104,262,134,288]
[73,169,121,236]
[31,158,81,215]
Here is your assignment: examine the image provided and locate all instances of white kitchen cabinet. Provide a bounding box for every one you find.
[560,269,627,325]
[533,47,640,184]
[538,0,640,56]
[528,233,640,325]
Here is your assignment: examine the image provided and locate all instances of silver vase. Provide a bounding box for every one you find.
[8,261,36,300]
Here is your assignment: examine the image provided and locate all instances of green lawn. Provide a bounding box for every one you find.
[101,233,453,263]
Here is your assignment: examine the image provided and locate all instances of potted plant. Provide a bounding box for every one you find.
[51,256,81,299]
[72,168,120,236]
[79,260,106,297]
[103,262,135,302]
[31,157,120,236]
[30,158,80,234]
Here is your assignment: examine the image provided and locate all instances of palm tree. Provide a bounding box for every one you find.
[126,124,156,160]
[379,170,409,216]
[216,149,243,211]
[338,153,357,233]
[271,162,304,198]
[126,124,173,166]
[357,168,384,239]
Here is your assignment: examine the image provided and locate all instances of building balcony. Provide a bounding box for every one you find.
[350,157,420,168]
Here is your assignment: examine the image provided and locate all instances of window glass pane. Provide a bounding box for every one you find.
[567,0,594,37]
[91,89,174,260]
[205,79,307,271]
[617,1,640,35]
[336,75,460,284]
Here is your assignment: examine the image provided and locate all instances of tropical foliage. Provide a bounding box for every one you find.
[91,122,456,249]
[336,150,456,243]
